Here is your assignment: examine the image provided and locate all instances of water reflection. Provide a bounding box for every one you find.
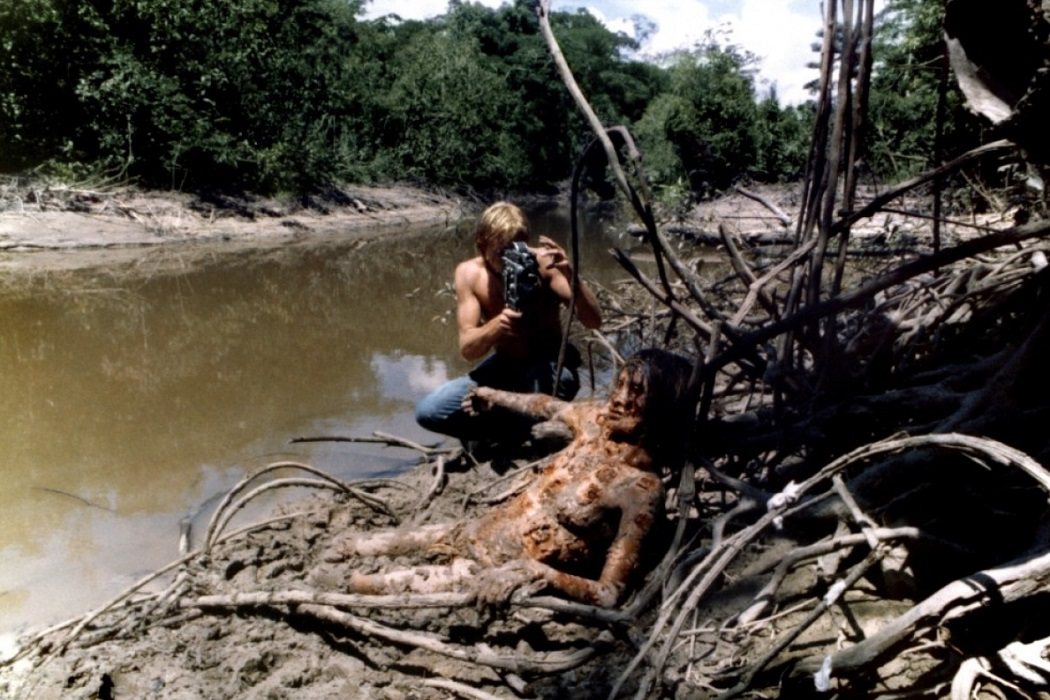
[0,208,636,636]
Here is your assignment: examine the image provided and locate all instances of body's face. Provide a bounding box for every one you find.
[600,364,648,438]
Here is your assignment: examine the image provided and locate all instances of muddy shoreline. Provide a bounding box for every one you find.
[0,184,471,274]
[0,446,636,700]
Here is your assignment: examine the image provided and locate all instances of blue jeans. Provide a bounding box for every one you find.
[415,351,580,440]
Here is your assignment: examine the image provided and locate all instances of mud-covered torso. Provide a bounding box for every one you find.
[454,415,658,575]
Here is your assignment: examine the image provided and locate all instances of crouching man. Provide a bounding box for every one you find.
[414,201,602,443]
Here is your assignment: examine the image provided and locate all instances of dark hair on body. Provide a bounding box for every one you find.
[622,348,695,462]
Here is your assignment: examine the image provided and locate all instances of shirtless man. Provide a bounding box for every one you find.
[326,349,693,608]
[414,201,602,441]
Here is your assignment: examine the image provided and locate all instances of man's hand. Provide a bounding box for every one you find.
[535,235,571,273]
[491,306,523,339]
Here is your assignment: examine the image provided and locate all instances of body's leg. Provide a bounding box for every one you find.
[323,523,454,561]
[349,557,480,595]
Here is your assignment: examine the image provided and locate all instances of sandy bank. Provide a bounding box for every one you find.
[0,184,469,273]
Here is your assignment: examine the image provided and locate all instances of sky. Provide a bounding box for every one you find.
[360,0,847,105]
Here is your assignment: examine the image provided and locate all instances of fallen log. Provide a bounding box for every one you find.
[625,222,795,246]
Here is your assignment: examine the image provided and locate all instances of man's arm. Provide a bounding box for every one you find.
[535,236,602,330]
[455,261,521,361]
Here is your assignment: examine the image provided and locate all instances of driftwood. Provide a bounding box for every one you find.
[626,222,796,246]
[544,0,1050,696]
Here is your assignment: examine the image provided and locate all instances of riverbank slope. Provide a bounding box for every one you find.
[0,183,469,272]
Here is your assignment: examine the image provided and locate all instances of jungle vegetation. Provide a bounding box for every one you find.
[0,0,985,199]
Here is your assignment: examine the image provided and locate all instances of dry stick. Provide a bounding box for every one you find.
[622,519,772,700]
[775,0,838,378]
[878,207,1001,234]
[610,248,714,337]
[589,328,625,365]
[831,0,876,298]
[735,527,925,626]
[808,0,856,310]
[627,462,698,620]
[188,585,632,626]
[203,461,395,548]
[605,125,722,322]
[832,475,880,550]
[205,477,388,551]
[733,187,792,227]
[834,139,1015,234]
[206,477,344,547]
[611,517,771,699]
[461,458,544,507]
[49,550,199,659]
[791,438,1050,683]
[921,249,1042,335]
[188,590,477,611]
[733,139,1016,328]
[610,433,1050,698]
[798,545,1050,685]
[297,603,611,674]
[610,249,765,381]
[34,508,319,665]
[412,455,447,516]
[718,224,779,318]
[555,131,598,396]
[478,646,529,697]
[10,510,317,680]
[732,236,819,327]
[421,679,507,700]
[536,2,679,328]
[524,595,633,625]
[290,432,449,457]
[792,0,837,254]
[536,1,627,205]
[706,217,1050,382]
[716,549,887,700]
[651,232,730,323]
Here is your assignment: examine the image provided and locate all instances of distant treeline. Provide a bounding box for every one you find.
[0,0,982,198]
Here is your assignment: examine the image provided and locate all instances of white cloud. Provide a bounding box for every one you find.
[361,0,499,21]
[585,1,716,56]
[370,352,450,397]
[733,0,825,103]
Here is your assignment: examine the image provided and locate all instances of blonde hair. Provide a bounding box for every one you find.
[475,201,529,256]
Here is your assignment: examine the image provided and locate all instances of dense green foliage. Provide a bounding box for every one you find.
[634,37,813,199]
[0,0,979,197]
[867,0,985,182]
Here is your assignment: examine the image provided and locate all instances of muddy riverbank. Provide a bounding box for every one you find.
[0,183,470,273]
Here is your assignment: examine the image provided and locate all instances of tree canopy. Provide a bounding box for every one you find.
[0,0,980,198]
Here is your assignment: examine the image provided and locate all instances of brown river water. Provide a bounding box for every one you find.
[0,205,640,646]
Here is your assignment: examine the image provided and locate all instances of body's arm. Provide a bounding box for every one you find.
[532,472,663,607]
[536,236,602,330]
[464,386,573,423]
[455,261,521,361]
